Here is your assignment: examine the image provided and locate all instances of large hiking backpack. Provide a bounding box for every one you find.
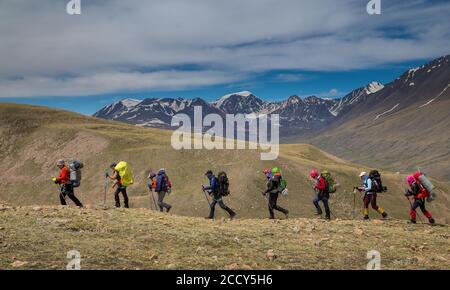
[321,170,337,194]
[369,170,387,193]
[69,160,83,188]
[217,171,230,196]
[413,171,435,202]
[114,161,134,187]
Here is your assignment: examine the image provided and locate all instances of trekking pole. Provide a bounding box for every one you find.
[405,196,423,223]
[353,188,357,219]
[103,176,108,207]
[202,189,211,206]
[151,191,157,210]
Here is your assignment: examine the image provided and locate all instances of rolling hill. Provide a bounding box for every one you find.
[1,103,449,223]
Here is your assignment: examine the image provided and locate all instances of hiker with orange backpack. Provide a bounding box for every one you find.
[404,175,435,224]
[310,169,331,220]
[147,171,158,210]
[52,159,83,207]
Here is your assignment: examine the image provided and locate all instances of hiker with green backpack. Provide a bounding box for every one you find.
[263,167,289,219]
[310,169,332,220]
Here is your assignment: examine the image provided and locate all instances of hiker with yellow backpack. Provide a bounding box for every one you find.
[106,161,134,208]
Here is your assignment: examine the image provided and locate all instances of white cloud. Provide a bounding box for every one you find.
[0,0,449,97]
[329,89,339,96]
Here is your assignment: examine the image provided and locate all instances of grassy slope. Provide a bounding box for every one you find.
[0,205,448,270]
[1,103,449,223]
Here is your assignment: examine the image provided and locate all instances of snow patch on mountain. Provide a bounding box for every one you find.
[374,104,399,120]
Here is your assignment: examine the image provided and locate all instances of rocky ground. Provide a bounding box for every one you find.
[0,204,448,270]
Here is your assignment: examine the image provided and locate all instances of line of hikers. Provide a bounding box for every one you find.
[51,160,437,224]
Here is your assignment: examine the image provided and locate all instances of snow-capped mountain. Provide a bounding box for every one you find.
[213,91,265,114]
[329,82,384,116]
[94,98,141,119]
[93,83,384,134]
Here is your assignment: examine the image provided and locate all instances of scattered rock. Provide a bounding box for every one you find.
[353,228,364,235]
[241,264,253,270]
[166,264,176,269]
[266,249,277,261]
[225,263,239,270]
[11,260,28,268]
[32,206,42,212]
[292,226,300,233]
[372,220,384,225]
[149,254,158,261]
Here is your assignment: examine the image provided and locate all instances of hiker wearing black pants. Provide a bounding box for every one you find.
[107,163,129,208]
[203,170,236,220]
[155,168,172,212]
[263,168,288,219]
[52,159,83,207]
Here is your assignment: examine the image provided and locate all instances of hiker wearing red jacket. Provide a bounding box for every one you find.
[310,169,331,220]
[404,175,435,224]
[52,159,83,207]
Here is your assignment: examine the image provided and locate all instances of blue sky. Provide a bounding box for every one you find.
[0,59,429,115]
[0,0,449,115]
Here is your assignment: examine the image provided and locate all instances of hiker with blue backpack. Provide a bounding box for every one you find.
[263,167,289,219]
[155,168,172,213]
[52,159,83,207]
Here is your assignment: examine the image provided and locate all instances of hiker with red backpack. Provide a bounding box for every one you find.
[404,174,435,224]
[203,170,236,220]
[155,168,172,213]
[263,167,289,220]
[356,171,388,220]
[52,159,83,207]
[310,169,331,220]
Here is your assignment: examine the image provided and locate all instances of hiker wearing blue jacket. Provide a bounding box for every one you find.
[202,170,236,220]
[357,172,388,220]
[155,168,172,213]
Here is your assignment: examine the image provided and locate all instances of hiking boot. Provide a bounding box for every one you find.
[363,215,370,220]
[205,216,214,220]
[325,216,331,221]
[428,218,435,224]
[284,211,289,219]
[409,219,417,224]
[229,212,236,220]
[382,212,388,219]
[166,206,172,213]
